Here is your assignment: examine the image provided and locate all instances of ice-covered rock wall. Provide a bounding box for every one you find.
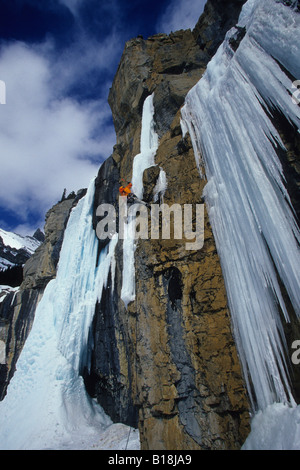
[121,93,160,308]
[181,0,300,413]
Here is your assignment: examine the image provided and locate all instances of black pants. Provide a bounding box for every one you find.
[127,193,149,207]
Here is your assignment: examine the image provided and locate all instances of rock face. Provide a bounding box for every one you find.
[0,288,41,400]
[0,190,85,400]
[132,125,250,450]
[90,0,251,449]
[193,0,247,60]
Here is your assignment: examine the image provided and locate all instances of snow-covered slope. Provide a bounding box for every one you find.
[0,228,41,253]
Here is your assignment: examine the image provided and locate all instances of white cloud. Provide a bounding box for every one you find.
[0,41,116,234]
[157,0,207,34]
[0,0,207,236]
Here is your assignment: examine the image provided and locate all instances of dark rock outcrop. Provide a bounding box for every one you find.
[32,228,45,243]
[0,288,40,400]
[193,0,247,59]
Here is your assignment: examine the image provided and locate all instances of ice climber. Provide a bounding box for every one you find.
[119,181,150,208]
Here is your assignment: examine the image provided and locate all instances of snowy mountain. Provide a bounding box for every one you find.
[0,228,43,272]
[0,0,300,452]
[0,228,43,306]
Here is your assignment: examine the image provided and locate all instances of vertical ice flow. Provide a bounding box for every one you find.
[121,93,159,307]
[0,179,137,450]
[132,93,159,199]
[181,0,300,411]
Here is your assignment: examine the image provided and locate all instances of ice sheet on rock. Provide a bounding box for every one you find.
[153,168,167,203]
[0,285,19,304]
[131,93,159,199]
[120,214,136,308]
[121,93,159,308]
[181,0,300,413]
[0,179,139,450]
[242,403,300,450]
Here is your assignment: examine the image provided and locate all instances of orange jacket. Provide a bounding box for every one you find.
[119,183,132,197]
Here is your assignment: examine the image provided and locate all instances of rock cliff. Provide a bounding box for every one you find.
[90,0,251,449]
[4,0,299,451]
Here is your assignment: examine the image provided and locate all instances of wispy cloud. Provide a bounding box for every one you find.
[0,0,131,235]
[156,0,207,34]
[0,0,207,236]
[58,0,84,16]
[0,40,116,234]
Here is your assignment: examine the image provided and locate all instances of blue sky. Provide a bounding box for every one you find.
[0,0,206,236]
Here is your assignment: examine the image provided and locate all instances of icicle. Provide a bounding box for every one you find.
[131,93,159,199]
[153,168,167,203]
[181,0,300,411]
[121,93,159,308]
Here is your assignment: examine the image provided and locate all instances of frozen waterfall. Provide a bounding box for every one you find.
[121,93,160,307]
[0,179,139,450]
[181,0,300,449]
